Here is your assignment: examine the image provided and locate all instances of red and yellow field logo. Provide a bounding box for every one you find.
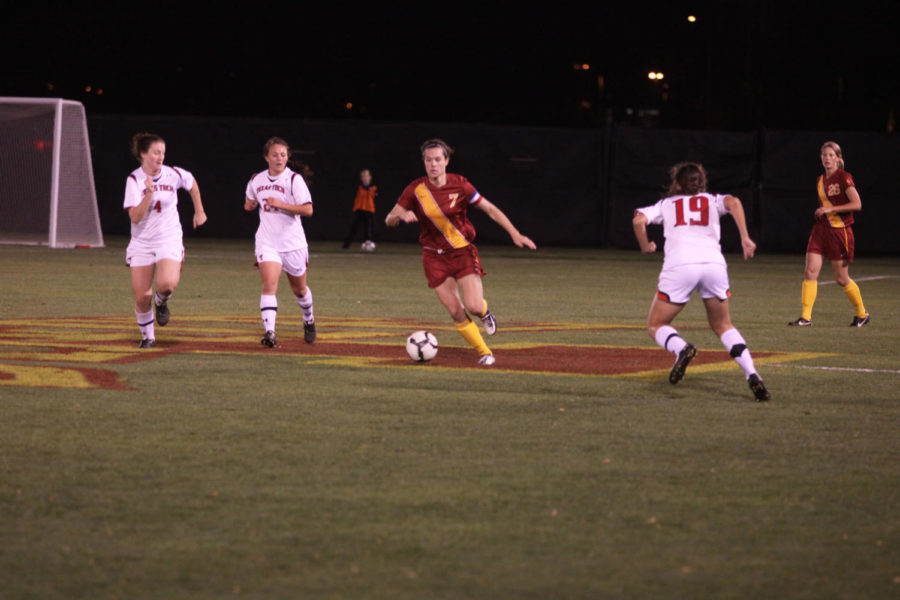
[0,315,828,391]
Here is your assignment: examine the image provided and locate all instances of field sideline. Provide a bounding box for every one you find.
[1,237,898,599]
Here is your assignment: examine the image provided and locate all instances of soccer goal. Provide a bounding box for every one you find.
[0,97,104,248]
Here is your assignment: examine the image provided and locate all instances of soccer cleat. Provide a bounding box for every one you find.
[849,313,870,327]
[261,330,277,347]
[787,317,812,327]
[304,320,317,343]
[668,343,697,384]
[155,300,170,326]
[480,309,498,336]
[477,353,496,366]
[138,338,156,349]
[748,373,771,402]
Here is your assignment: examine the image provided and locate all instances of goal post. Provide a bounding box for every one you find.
[0,97,104,248]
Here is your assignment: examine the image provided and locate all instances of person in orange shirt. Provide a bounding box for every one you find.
[788,141,869,327]
[342,168,378,249]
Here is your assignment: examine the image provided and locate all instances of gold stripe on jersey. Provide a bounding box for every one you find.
[817,177,845,228]
[414,183,469,249]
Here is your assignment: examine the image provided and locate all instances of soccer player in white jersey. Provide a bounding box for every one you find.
[123,132,207,348]
[244,137,316,347]
[632,162,770,401]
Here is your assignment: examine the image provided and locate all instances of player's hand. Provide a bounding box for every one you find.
[641,241,657,254]
[245,198,258,211]
[266,197,285,211]
[742,237,757,260]
[143,177,154,196]
[399,211,418,223]
[814,207,828,219]
[193,211,207,228]
[513,233,536,250]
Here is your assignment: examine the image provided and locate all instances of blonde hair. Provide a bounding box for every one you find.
[820,141,845,169]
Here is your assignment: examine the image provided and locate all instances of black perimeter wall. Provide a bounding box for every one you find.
[89,115,900,255]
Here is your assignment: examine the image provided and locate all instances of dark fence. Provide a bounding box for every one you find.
[89,115,900,254]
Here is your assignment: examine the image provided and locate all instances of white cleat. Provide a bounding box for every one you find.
[478,354,496,366]
[480,310,498,336]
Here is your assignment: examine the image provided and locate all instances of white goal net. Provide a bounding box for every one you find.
[0,97,104,247]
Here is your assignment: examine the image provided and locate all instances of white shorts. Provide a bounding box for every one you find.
[657,262,730,304]
[126,238,184,268]
[256,246,309,277]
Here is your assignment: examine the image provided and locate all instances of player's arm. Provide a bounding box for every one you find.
[631,211,657,253]
[266,197,313,216]
[473,197,536,249]
[723,195,756,260]
[244,196,258,211]
[189,180,207,228]
[385,203,417,226]
[815,186,862,218]
[128,177,155,224]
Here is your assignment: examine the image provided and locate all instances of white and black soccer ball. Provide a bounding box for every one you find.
[405,330,438,362]
[361,240,376,252]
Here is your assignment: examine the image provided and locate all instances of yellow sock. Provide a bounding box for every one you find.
[455,318,491,356]
[800,279,817,320]
[842,279,867,318]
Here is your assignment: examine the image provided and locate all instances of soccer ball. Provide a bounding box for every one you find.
[405,330,438,362]
[361,240,376,252]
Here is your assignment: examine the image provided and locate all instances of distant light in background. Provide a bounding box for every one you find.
[96,88,103,96]
[84,85,92,93]
[47,82,54,91]
[648,72,664,80]
[687,15,697,23]
[345,102,353,110]
[573,63,590,71]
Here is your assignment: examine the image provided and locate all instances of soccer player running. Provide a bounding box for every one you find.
[123,132,207,348]
[788,141,869,327]
[632,162,770,401]
[244,137,316,347]
[385,139,536,365]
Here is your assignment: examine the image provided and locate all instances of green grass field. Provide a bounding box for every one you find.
[1,237,898,599]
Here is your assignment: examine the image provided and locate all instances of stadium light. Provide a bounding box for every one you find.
[687,15,697,22]
[648,72,664,80]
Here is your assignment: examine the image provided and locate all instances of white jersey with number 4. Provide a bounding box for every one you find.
[123,165,194,245]
[636,193,730,268]
[246,167,312,252]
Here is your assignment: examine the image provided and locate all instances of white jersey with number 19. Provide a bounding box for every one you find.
[123,165,194,245]
[636,193,729,268]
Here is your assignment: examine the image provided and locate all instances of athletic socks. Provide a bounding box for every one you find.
[296,287,314,323]
[842,279,867,319]
[136,309,155,340]
[455,318,491,356]
[654,325,688,356]
[720,328,758,380]
[800,279,817,321]
[261,294,278,332]
[154,290,171,306]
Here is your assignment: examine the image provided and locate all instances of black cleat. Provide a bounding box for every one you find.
[748,373,771,402]
[261,330,277,347]
[155,301,170,326]
[480,309,498,336]
[303,320,317,344]
[849,313,870,327]
[139,338,156,349]
[787,317,812,327]
[669,343,697,384]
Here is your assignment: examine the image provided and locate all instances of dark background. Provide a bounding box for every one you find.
[4,1,899,131]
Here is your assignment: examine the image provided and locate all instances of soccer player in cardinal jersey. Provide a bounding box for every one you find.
[632,162,770,401]
[245,137,316,347]
[788,141,869,327]
[385,139,536,365]
[123,132,207,348]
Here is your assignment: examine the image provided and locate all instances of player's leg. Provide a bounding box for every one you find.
[832,259,868,325]
[651,267,696,383]
[456,247,496,335]
[342,211,362,249]
[130,264,156,347]
[258,260,282,346]
[434,277,493,363]
[153,257,182,326]
[363,211,374,243]
[703,297,769,401]
[790,251,822,326]
[283,247,315,342]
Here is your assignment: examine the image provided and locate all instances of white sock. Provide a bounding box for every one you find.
[154,291,171,306]
[654,325,687,356]
[136,309,155,340]
[296,287,314,323]
[720,328,757,379]
[261,294,277,332]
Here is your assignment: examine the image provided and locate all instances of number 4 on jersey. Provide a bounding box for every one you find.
[673,196,709,226]
[153,200,162,213]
